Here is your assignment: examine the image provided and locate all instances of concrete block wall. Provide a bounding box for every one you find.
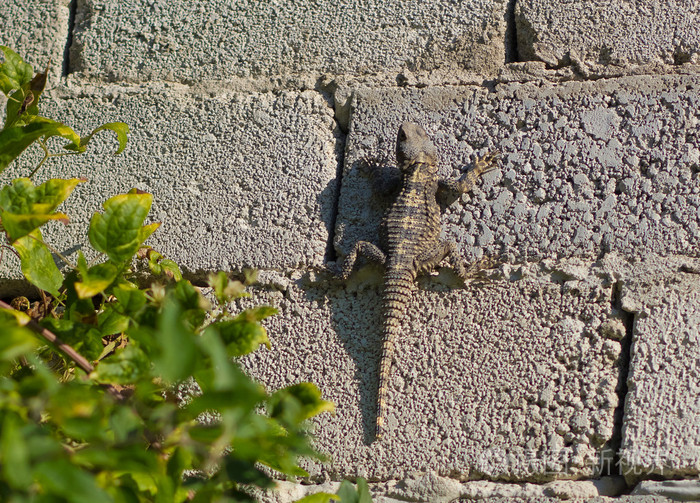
[2,1,699,501]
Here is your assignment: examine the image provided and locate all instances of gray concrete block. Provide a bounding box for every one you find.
[604,254,700,480]
[632,479,700,501]
[335,74,700,264]
[69,0,507,85]
[516,0,700,70]
[241,259,621,481]
[0,84,337,291]
[0,0,69,83]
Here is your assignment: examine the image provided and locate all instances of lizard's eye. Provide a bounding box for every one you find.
[399,131,406,140]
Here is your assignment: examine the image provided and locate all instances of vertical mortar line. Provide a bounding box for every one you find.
[321,93,350,264]
[606,280,635,477]
[62,0,78,77]
[504,0,518,63]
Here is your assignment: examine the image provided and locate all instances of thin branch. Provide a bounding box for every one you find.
[28,139,51,178]
[0,298,94,374]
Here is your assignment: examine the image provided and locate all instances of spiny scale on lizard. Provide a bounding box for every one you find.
[336,122,499,441]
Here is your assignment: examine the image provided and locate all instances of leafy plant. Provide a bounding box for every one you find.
[0,47,333,502]
[297,478,373,503]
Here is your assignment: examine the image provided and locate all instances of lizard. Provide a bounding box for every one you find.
[335,122,499,441]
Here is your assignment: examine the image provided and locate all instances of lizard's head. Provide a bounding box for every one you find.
[396,122,438,173]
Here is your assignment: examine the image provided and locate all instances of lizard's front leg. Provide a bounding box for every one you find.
[440,151,500,194]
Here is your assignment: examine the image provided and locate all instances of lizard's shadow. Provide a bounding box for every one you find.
[304,264,384,445]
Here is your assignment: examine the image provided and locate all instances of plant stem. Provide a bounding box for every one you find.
[0,298,94,374]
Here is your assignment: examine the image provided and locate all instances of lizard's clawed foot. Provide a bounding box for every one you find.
[458,254,507,281]
[473,150,500,175]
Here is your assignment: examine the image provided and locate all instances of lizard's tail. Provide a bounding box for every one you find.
[376,268,415,441]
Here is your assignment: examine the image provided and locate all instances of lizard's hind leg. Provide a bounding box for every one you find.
[337,241,387,280]
[415,240,466,279]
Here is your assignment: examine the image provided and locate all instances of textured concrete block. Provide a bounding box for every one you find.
[632,479,700,500]
[516,0,700,70]
[0,0,69,82]
[69,0,507,85]
[242,260,621,481]
[609,255,700,480]
[335,75,700,264]
[0,84,337,292]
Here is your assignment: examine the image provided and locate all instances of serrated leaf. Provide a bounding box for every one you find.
[0,177,83,240]
[88,192,155,264]
[210,318,271,357]
[0,46,33,96]
[0,117,82,171]
[13,230,63,296]
[74,261,119,299]
[75,121,129,155]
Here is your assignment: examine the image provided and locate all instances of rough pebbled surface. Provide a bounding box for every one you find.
[335,75,700,265]
[241,259,621,482]
[602,254,700,481]
[0,0,69,83]
[0,84,337,293]
[516,0,700,70]
[69,0,507,85]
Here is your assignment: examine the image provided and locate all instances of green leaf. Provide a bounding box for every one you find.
[296,493,340,503]
[33,460,112,503]
[93,344,150,384]
[88,192,158,264]
[159,259,182,281]
[41,317,104,362]
[337,481,359,503]
[153,297,198,383]
[0,177,83,241]
[13,230,63,296]
[235,305,278,322]
[0,412,32,489]
[0,117,82,172]
[355,478,372,503]
[208,271,246,304]
[113,285,148,318]
[268,382,335,425]
[223,458,274,489]
[75,261,119,299]
[0,46,33,96]
[75,122,129,155]
[209,318,271,357]
[5,61,50,128]
[97,304,130,336]
[336,480,372,503]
